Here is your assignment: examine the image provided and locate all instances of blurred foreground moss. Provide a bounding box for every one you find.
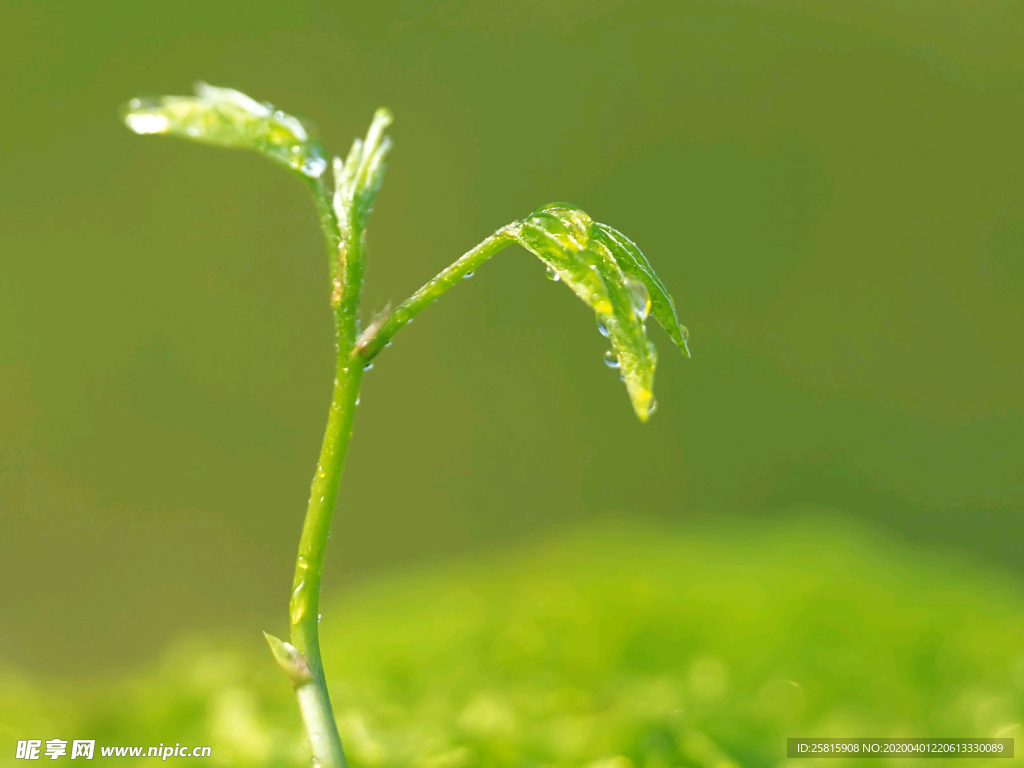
[3,514,1024,767]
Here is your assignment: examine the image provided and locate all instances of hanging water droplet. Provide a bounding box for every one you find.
[545,266,560,282]
[318,613,322,623]
[597,318,610,338]
[355,397,361,406]
[647,399,658,417]
[603,350,620,369]
[463,271,474,279]
[385,341,392,348]
[364,362,374,372]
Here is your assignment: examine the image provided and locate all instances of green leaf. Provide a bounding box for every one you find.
[122,83,329,179]
[510,203,688,421]
[262,631,312,686]
[591,223,691,357]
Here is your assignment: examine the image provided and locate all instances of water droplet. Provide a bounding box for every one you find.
[364,362,374,371]
[300,151,328,179]
[545,266,560,282]
[318,613,322,623]
[290,583,307,624]
[624,275,651,320]
[124,112,169,135]
[604,350,620,369]
[525,203,593,252]
[355,397,361,405]
[597,318,610,338]
[647,399,658,417]
[463,271,474,279]
[385,341,392,348]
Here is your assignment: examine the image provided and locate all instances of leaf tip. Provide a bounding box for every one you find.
[678,324,691,358]
[630,386,658,423]
[122,99,169,135]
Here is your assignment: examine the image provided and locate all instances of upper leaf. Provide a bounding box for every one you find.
[122,83,329,179]
[509,203,689,421]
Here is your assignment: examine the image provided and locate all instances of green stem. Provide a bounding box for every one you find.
[269,169,373,768]
[286,356,363,768]
[355,227,516,360]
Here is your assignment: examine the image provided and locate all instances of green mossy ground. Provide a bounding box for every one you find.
[3,514,1022,767]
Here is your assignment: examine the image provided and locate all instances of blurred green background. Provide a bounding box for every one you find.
[1,0,1023,763]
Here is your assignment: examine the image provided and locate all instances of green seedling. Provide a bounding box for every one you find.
[123,83,690,768]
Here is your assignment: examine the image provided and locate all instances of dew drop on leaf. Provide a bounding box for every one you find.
[624,274,651,320]
[604,350,620,369]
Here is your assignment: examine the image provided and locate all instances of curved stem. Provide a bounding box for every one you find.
[287,357,364,768]
[355,227,516,360]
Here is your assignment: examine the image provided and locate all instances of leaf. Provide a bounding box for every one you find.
[263,631,312,686]
[591,223,691,357]
[510,203,688,421]
[122,83,329,179]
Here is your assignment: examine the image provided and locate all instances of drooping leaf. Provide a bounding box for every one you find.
[591,223,691,357]
[510,203,688,421]
[122,83,329,179]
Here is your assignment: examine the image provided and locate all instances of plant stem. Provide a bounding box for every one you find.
[287,356,364,768]
[355,227,516,361]
[273,174,371,768]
